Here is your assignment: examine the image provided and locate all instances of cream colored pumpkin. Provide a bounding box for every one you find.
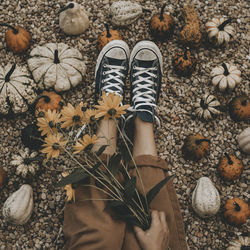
[211,63,241,91]
[0,64,37,115]
[59,2,89,35]
[237,127,250,155]
[192,177,220,218]
[110,1,143,26]
[227,236,250,250]
[206,17,234,46]
[2,184,33,225]
[194,93,220,120]
[27,43,86,92]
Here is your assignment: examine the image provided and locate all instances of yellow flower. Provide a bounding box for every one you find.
[95,92,130,120]
[73,134,98,154]
[84,109,98,124]
[40,133,67,159]
[62,172,75,202]
[60,103,85,129]
[37,109,60,136]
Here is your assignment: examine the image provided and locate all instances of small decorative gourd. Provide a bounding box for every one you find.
[35,91,64,113]
[237,127,250,155]
[21,124,44,150]
[217,153,243,181]
[211,63,241,92]
[229,96,250,122]
[206,18,234,46]
[192,177,220,218]
[27,43,86,92]
[2,184,33,225]
[97,24,123,51]
[194,94,221,120]
[224,198,250,226]
[179,5,202,47]
[59,2,89,35]
[0,23,31,54]
[182,134,210,161]
[0,64,37,115]
[172,48,196,76]
[0,166,7,188]
[110,1,143,26]
[149,3,175,40]
[227,236,250,250]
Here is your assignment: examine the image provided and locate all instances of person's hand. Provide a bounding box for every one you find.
[134,210,170,250]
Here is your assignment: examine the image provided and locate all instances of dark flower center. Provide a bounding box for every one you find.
[200,99,208,109]
[108,108,117,116]
[23,158,32,165]
[52,143,60,150]
[48,121,54,128]
[38,111,45,117]
[81,106,87,112]
[73,115,81,122]
[90,115,96,122]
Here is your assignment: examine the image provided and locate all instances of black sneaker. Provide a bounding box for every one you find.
[129,41,163,123]
[95,40,130,103]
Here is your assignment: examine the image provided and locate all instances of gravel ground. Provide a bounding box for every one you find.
[0,0,249,249]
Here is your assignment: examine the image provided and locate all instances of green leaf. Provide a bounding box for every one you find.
[124,176,136,202]
[146,175,175,205]
[56,169,89,187]
[120,143,132,164]
[108,153,121,176]
[96,145,108,156]
[91,162,102,174]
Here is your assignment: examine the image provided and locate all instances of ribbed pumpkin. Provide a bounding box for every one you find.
[182,134,210,161]
[97,24,123,51]
[237,127,250,155]
[0,23,31,54]
[224,198,250,226]
[229,96,250,122]
[149,3,175,40]
[217,153,243,181]
[172,48,196,76]
[35,91,63,113]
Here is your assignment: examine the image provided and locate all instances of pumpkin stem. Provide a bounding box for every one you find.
[233,201,241,212]
[54,50,60,64]
[59,2,74,13]
[0,23,18,34]
[222,63,229,76]
[5,64,16,82]
[195,139,210,145]
[218,19,231,31]
[200,99,208,110]
[225,153,233,165]
[160,3,167,21]
[184,48,189,60]
[39,95,51,103]
[105,24,111,38]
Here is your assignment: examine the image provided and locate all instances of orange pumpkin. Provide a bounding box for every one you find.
[0,166,7,188]
[97,24,122,51]
[172,48,197,76]
[224,198,250,226]
[229,96,250,122]
[182,134,210,161]
[218,153,243,181]
[0,23,31,54]
[149,3,175,40]
[35,91,63,114]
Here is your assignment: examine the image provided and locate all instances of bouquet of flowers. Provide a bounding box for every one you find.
[36,92,173,230]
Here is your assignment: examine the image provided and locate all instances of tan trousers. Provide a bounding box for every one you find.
[63,155,188,250]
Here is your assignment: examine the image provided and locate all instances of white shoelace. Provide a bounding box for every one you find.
[101,64,126,96]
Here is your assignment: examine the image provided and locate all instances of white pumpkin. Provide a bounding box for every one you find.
[2,184,33,225]
[194,93,220,120]
[227,236,250,250]
[27,43,86,92]
[206,17,234,46]
[192,177,221,218]
[237,127,250,155]
[110,1,143,26]
[0,64,37,115]
[59,2,89,35]
[211,63,241,91]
